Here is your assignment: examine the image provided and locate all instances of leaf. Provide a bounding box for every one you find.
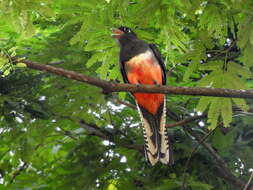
[207,98,220,129]
[0,56,8,68]
[199,4,227,40]
[196,97,211,112]
[69,21,87,45]
[224,73,247,90]
[84,38,113,51]
[96,60,110,79]
[250,29,253,45]
[220,98,232,127]
[118,92,126,100]
[211,127,236,156]
[232,98,249,112]
[183,41,206,81]
[16,63,27,68]
[199,61,223,71]
[108,183,118,190]
[86,52,104,68]
[198,71,221,87]
[108,65,120,80]
[189,180,213,190]
[3,69,10,76]
[227,62,251,78]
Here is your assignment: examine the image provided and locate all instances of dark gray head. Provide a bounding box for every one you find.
[112,26,137,47]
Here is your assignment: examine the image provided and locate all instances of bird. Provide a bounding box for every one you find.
[112,26,173,165]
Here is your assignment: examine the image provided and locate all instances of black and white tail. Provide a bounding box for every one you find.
[136,99,173,166]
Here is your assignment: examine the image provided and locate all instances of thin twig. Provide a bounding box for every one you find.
[116,99,137,110]
[10,162,28,184]
[185,127,251,190]
[167,114,207,128]
[244,172,253,190]
[79,120,143,153]
[181,125,217,189]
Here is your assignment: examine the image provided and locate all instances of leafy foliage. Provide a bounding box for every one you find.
[0,0,253,189]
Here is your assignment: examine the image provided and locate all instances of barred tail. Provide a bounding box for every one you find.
[136,99,173,166]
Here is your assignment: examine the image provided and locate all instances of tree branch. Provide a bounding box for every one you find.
[185,127,253,190]
[79,120,143,153]
[10,162,28,184]
[163,108,251,190]
[115,99,208,128]
[166,114,207,128]
[244,172,253,190]
[13,58,253,98]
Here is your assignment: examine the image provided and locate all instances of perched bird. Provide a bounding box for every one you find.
[112,26,173,165]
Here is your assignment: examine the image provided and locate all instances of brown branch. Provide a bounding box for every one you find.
[185,127,253,190]
[13,58,253,98]
[181,126,217,190]
[47,61,65,65]
[79,120,143,153]
[117,99,253,128]
[115,99,208,128]
[10,162,28,184]
[116,99,137,110]
[244,172,253,190]
[163,108,251,190]
[167,114,207,128]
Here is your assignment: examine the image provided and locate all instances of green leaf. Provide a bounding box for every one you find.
[108,65,120,80]
[0,56,8,68]
[86,52,103,68]
[199,61,223,71]
[189,180,213,190]
[227,62,251,78]
[207,98,220,129]
[211,127,236,156]
[118,92,126,100]
[16,63,27,68]
[232,98,249,112]
[196,97,211,112]
[108,183,118,190]
[183,41,206,81]
[85,38,113,51]
[220,98,232,127]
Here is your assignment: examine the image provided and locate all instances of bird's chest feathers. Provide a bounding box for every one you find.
[125,51,162,85]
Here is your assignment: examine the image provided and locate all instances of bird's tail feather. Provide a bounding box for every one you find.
[136,99,173,166]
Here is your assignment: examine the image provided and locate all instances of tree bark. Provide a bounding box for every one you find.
[14,58,253,99]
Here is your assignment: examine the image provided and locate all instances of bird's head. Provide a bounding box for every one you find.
[112,26,137,42]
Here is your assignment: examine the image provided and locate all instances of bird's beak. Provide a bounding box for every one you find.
[111,28,124,39]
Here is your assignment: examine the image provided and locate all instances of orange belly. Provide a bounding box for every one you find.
[133,93,164,115]
[126,55,164,115]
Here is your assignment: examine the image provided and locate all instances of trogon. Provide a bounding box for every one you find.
[112,26,173,165]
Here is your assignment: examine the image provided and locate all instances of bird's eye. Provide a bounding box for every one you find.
[125,28,131,33]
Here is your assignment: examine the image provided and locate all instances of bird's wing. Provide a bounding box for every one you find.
[120,61,129,83]
[149,43,166,85]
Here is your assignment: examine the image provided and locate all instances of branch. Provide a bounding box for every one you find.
[166,114,207,128]
[10,162,28,184]
[79,120,143,153]
[181,126,217,189]
[115,99,208,128]
[185,127,253,190]
[163,108,251,190]
[116,99,137,110]
[244,172,253,190]
[13,58,253,98]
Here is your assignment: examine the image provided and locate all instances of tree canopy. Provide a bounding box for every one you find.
[0,0,253,189]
